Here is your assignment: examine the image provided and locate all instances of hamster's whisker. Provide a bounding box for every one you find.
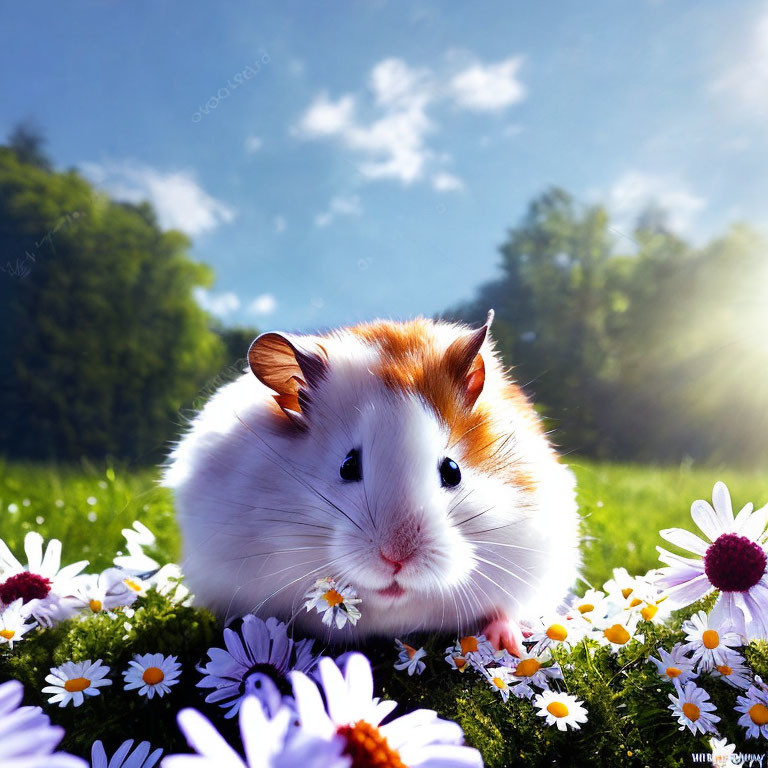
[472,568,523,609]
[446,488,475,519]
[465,573,496,620]
[455,505,496,528]
[472,551,540,592]
[468,539,546,555]
[226,545,329,562]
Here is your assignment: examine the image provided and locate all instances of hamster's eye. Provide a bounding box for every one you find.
[340,448,362,482]
[440,457,461,488]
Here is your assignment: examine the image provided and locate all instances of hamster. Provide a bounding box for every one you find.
[162,311,580,653]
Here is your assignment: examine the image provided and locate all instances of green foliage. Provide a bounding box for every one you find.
[450,188,768,467]
[0,139,226,463]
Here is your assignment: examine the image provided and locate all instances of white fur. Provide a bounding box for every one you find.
[163,323,581,642]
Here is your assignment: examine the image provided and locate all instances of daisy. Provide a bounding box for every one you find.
[682,611,742,672]
[668,681,720,735]
[710,649,752,689]
[163,695,349,768]
[394,639,426,676]
[709,737,737,767]
[736,683,768,739]
[445,634,496,673]
[0,679,85,767]
[527,615,585,655]
[290,653,484,767]
[533,690,588,731]
[42,659,112,707]
[113,521,160,575]
[567,588,609,626]
[481,665,516,702]
[603,567,655,610]
[0,532,87,626]
[67,568,138,614]
[0,597,37,648]
[197,614,318,718]
[656,482,768,641]
[648,645,697,685]
[596,611,643,652]
[121,564,190,605]
[509,649,563,690]
[91,739,163,768]
[304,577,361,630]
[124,653,181,699]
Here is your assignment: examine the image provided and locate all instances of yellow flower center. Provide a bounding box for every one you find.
[64,677,91,693]
[702,629,719,649]
[716,664,732,676]
[323,588,344,607]
[124,578,142,592]
[621,587,633,599]
[142,667,165,685]
[337,720,406,768]
[682,703,700,722]
[546,701,569,718]
[629,598,642,608]
[578,603,594,614]
[454,657,467,670]
[749,703,768,725]
[546,624,568,641]
[515,659,541,677]
[603,624,630,645]
[665,666,682,678]
[89,599,103,612]
[641,604,658,620]
[492,676,507,690]
[0,630,15,640]
[460,636,479,655]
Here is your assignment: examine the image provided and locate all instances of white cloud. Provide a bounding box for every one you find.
[449,56,526,112]
[247,293,277,316]
[314,194,363,227]
[244,135,263,153]
[432,171,464,192]
[274,215,286,234]
[711,9,768,117]
[607,171,706,235]
[294,54,525,189]
[81,160,235,236]
[193,287,240,317]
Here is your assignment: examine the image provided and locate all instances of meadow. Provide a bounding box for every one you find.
[1,457,766,588]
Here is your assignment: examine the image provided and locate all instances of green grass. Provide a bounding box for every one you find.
[1,457,766,588]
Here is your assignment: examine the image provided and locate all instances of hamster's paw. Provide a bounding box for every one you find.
[482,615,524,657]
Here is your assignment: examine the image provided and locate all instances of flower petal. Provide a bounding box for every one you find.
[659,528,709,557]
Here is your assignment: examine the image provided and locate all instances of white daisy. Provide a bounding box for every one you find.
[121,564,190,606]
[533,690,588,731]
[163,695,349,768]
[710,649,752,689]
[42,659,112,707]
[682,611,742,672]
[123,653,181,699]
[508,649,563,691]
[481,665,516,702]
[0,679,86,767]
[603,567,655,610]
[596,611,643,652]
[197,614,318,719]
[0,597,37,648]
[0,532,87,626]
[444,634,496,673]
[527,615,585,655]
[668,681,720,735]
[91,739,163,768]
[566,588,609,625]
[290,653,483,767]
[393,639,426,676]
[648,644,697,685]
[736,683,768,739]
[304,577,361,630]
[67,568,137,614]
[656,481,768,641]
[113,521,160,575]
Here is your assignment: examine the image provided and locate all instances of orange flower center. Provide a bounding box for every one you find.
[460,636,479,655]
[603,624,630,645]
[621,587,633,599]
[124,578,142,593]
[578,603,594,614]
[0,630,15,640]
[546,624,568,641]
[89,599,103,612]
[682,702,700,722]
[142,667,165,685]
[641,604,658,620]
[547,701,569,718]
[702,629,720,649]
[666,666,682,678]
[749,703,768,725]
[337,720,406,768]
[323,588,344,607]
[716,664,732,676]
[64,677,91,693]
[492,676,507,689]
[515,659,541,677]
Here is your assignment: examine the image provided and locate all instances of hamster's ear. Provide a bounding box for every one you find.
[248,332,328,428]
[445,309,494,410]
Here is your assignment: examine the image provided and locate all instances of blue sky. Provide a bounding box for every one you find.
[3,0,768,333]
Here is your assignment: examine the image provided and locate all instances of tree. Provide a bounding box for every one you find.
[0,140,225,462]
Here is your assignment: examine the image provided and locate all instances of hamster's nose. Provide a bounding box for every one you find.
[379,551,404,575]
